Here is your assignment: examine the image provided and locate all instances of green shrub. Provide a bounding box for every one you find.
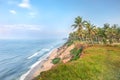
[66,41,73,46]
[52,58,61,64]
[70,47,83,61]
[65,39,79,47]
[70,47,78,55]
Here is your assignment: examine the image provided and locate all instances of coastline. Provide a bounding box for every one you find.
[20,48,58,80]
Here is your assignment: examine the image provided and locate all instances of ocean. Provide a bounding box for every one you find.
[0,39,65,80]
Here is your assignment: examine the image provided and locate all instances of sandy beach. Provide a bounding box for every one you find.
[22,49,58,80]
[21,44,74,80]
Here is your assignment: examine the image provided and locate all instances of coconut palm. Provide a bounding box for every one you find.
[111,24,118,43]
[97,27,105,43]
[71,16,84,41]
[69,16,120,45]
[103,23,117,44]
[116,27,120,42]
[102,23,110,44]
[83,21,96,44]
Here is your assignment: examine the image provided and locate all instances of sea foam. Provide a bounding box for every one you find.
[20,48,55,80]
[27,48,50,59]
[19,60,42,80]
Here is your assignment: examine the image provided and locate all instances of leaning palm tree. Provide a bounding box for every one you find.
[71,16,84,41]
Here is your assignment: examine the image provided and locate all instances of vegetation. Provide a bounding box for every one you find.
[34,45,120,80]
[34,16,120,80]
[68,16,120,45]
[52,58,61,64]
[70,47,83,60]
[65,40,73,46]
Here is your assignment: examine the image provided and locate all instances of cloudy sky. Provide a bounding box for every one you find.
[0,0,120,39]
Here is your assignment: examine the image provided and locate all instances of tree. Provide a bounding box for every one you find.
[103,23,110,44]
[69,16,120,45]
[116,26,120,42]
[83,21,96,44]
[71,16,84,41]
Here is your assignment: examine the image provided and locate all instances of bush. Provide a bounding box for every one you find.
[52,58,61,64]
[66,41,73,46]
[70,47,83,61]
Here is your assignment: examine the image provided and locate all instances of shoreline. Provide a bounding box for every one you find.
[20,48,58,80]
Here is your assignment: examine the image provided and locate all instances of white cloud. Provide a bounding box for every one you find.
[18,0,31,9]
[9,10,17,14]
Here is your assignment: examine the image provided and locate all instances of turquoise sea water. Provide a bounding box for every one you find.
[0,39,65,80]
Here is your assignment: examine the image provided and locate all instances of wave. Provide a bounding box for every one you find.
[19,60,42,80]
[19,48,55,80]
[27,48,50,59]
[20,44,63,80]
[42,48,50,51]
[27,52,40,59]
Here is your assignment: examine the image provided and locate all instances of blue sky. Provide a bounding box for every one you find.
[0,0,120,39]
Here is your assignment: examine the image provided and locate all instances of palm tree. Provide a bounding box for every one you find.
[111,24,118,43]
[69,16,120,45]
[103,23,116,44]
[102,23,110,44]
[97,27,105,43]
[71,16,84,41]
[69,32,79,41]
[116,27,120,43]
[83,21,96,44]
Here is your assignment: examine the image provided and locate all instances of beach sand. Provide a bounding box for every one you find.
[23,44,74,80]
[23,49,58,80]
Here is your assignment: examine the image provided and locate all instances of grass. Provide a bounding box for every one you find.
[34,45,120,80]
[52,58,61,64]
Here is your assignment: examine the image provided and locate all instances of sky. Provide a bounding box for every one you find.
[0,0,120,39]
